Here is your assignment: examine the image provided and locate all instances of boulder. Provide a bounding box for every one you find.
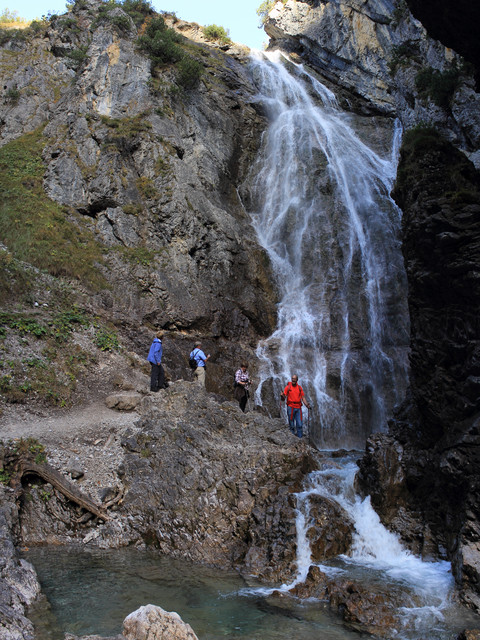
[123,604,198,640]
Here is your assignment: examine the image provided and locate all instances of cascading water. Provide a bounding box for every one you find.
[241,52,410,449]
[239,455,467,639]
[235,52,476,639]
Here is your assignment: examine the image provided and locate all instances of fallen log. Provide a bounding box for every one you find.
[17,459,110,521]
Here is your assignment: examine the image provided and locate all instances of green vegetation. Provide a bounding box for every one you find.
[176,55,203,89]
[391,0,409,27]
[137,15,203,89]
[256,0,287,25]
[256,1,275,25]
[94,326,120,351]
[121,0,154,26]
[0,306,123,405]
[0,308,88,342]
[395,124,480,203]
[137,15,183,64]
[202,24,231,46]
[65,45,88,69]
[0,129,105,289]
[388,40,421,75]
[0,8,28,24]
[4,85,20,104]
[136,175,158,199]
[415,66,461,109]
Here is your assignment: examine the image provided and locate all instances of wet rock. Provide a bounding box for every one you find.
[307,495,354,560]
[289,565,328,599]
[358,123,480,608]
[123,604,199,640]
[326,577,399,635]
[264,0,480,162]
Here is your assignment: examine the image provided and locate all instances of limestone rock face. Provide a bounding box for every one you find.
[0,0,277,400]
[123,604,199,640]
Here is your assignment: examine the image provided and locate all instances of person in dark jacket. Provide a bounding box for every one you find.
[147,331,165,392]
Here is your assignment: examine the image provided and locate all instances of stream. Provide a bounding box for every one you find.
[24,454,480,639]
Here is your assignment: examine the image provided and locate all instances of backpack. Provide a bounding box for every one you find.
[189,348,200,370]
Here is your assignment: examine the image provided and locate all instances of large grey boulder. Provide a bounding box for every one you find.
[123,604,198,640]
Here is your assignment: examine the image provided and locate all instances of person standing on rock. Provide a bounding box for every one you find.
[148,331,165,392]
[190,342,210,386]
[281,374,311,438]
[234,362,250,412]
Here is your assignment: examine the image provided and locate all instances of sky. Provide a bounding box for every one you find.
[9,0,269,49]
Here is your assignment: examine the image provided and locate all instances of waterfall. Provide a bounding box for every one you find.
[241,52,409,448]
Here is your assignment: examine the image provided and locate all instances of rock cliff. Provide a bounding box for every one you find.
[0,0,277,409]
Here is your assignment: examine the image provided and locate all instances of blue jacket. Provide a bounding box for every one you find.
[148,338,163,365]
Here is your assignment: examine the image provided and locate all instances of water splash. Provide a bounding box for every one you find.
[241,52,409,448]
[240,457,456,638]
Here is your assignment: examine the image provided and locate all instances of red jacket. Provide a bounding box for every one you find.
[283,382,305,408]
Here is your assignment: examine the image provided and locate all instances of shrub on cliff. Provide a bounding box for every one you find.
[202,24,231,46]
[415,66,461,108]
[137,16,183,63]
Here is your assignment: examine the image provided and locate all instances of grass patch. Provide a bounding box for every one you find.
[0,128,105,290]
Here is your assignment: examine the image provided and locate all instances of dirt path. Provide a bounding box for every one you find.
[0,401,140,447]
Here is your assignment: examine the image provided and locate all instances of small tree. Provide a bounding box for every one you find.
[202,24,231,46]
[256,0,275,26]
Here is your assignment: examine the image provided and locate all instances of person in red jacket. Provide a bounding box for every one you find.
[281,374,311,438]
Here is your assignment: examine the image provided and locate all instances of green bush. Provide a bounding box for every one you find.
[137,16,183,64]
[65,46,88,69]
[121,0,153,26]
[415,66,460,109]
[94,327,120,351]
[388,40,421,75]
[256,0,275,25]
[4,86,20,104]
[202,24,231,45]
[177,55,203,89]
[0,8,26,23]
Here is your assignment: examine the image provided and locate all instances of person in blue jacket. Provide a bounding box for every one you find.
[147,331,165,392]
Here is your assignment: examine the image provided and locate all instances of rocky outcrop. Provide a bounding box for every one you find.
[405,0,480,84]
[15,381,316,583]
[0,486,41,640]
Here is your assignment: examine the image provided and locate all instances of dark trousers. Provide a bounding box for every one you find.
[150,363,165,392]
[235,386,249,412]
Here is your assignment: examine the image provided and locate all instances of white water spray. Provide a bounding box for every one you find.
[241,52,409,448]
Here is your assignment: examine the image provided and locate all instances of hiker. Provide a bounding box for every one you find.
[280,374,311,438]
[234,362,250,412]
[190,341,210,386]
[147,331,165,392]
